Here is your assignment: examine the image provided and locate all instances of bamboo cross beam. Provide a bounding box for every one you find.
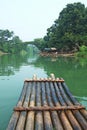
[24,79,64,82]
[14,105,85,112]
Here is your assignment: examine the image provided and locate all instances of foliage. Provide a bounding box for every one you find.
[20,50,27,56]
[79,45,87,52]
[0,29,27,54]
[76,45,87,57]
[32,38,46,51]
[1,2,87,54]
[42,2,87,52]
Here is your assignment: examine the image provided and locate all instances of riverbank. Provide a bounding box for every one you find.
[40,52,75,57]
[0,51,8,56]
[0,51,6,56]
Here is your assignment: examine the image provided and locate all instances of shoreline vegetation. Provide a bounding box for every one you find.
[0,3,87,58]
[40,45,87,58]
[0,48,87,58]
[40,52,75,57]
[0,51,8,56]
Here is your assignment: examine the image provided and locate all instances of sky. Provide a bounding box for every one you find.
[0,0,87,42]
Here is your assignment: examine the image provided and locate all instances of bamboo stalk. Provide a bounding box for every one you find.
[80,109,87,120]
[45,82,64,130]
[7,81,28,130]
[14,105,85,111]
[60,81,87,130]
[35,82,43,130]
[54,82,82,130]
[60,81,80,105]
[25,79,36,130]
[41,81,53,130]
[49,81,73,130]
[62,81,87,120]
[50,75,82,130]
[16,82,31,130]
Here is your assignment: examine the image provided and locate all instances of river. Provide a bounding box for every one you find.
[0,52,87,130]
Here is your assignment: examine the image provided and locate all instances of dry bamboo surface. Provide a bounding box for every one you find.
[7,74,87,130]
[14,105,85,111]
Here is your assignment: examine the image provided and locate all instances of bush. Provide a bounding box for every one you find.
[79,45,87,52]
[76,45,87,57]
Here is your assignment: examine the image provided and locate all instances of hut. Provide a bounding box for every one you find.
[44,47,57,52]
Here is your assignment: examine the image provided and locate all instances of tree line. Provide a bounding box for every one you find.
[1,2,87,55]
[0,29,27,54]
[33,2,87,53]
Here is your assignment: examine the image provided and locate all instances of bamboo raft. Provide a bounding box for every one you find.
[7,74,87,130]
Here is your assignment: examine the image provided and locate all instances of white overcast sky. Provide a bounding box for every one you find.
[0,0,87,41]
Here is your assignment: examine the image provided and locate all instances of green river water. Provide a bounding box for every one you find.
[0,52,87,130]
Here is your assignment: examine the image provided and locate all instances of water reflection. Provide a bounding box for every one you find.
[0,53,87,76]
[0,53,87,130]
[0,53,39,76]
[0,54,87,95]
[0,53,87,97]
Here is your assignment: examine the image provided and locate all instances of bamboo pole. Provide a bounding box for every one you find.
[16,82,31,130]
[62,81,87,120]
[41,81,53,130]
[45,81,64,130]
[50,81,74,130]
[50,75,82,130]
[25,75,36,130]
[50,75,75,130]
[35,82,43,130]
[60,81,87,130]
[7,81,28,130]
[14,105,85,111]
[54,82,82,130]
[80,109,87,120]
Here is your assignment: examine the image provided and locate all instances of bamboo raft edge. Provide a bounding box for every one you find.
[7,74,87,130]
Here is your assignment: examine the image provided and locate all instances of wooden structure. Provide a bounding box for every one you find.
[44,48,57,52]
[7,74,87,130]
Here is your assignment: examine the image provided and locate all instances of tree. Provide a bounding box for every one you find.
[0,29,25,54]
[44,2,87,52]
[33,38,46,51]
[0,29,13,48]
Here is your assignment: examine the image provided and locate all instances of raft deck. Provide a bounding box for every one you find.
[7,74,87,130]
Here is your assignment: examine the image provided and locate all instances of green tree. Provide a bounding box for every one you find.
[0,29,26,54]
[44,2,87,52]
[0,30,13,50]
[33,38,46,51]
